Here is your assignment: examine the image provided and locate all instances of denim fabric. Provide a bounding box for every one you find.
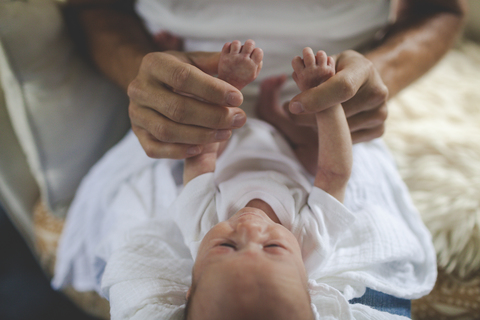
[349,288,411,318]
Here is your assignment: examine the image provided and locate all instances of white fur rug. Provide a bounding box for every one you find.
[384,41,480,279]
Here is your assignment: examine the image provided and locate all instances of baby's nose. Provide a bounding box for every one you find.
[236,220,266,240]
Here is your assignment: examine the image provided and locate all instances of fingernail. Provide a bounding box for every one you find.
[232,114,246,128]
[215,129,231,141]
[227,92,243,106]
[187,146,201,155]
[290,102,305,114]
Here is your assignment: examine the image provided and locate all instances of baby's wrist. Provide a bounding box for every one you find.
[183,153,217,185]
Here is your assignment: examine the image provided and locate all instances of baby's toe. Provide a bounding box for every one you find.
[302,47,316,67]
[222,42,232,55]
[251,48,264,65]
[292,56,305,74]
[230,40,242,53]
[316,50,327,66]
[241,39,256,55]
[327,56,335,68]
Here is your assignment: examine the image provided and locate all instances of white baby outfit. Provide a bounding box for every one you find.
[100,120,436,320]
[173,117,436,293]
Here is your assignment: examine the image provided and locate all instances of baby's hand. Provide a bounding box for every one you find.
[292,48,335,92]
[218,40,263,90]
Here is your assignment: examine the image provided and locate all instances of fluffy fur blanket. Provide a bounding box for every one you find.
[384,40,480,280]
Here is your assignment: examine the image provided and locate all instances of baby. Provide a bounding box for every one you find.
[173,40,353,320]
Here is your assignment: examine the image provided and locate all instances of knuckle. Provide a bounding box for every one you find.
[142,52,161,71]
[169,101,188,123]
[363,57,374,69]
[376,83,389,101]
[369,82,389,106]
[337,75,356,101]
[144,143,159,158]
[170,65,191,91]
[127,79,143,100]
[153,123,173,143]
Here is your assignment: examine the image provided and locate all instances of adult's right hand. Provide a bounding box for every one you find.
[128,50,247,159]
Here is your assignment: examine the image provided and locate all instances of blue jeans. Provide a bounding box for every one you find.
[349,288,411,318]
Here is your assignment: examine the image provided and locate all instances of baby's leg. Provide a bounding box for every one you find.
[292,48,352,202]
[184,40,263,185]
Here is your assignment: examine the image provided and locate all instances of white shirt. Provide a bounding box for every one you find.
[135,0,393,116]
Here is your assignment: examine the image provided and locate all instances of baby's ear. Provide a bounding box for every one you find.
[186,287,192,300]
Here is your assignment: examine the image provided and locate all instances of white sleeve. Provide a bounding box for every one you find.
[172,172,217,260]
[101,219,193,320]
[296,186,356,274]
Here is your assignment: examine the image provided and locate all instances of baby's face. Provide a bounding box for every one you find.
[194,206,305,275]
[188,207,312,320]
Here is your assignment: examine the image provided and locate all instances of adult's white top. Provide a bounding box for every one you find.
[135,0,394,114]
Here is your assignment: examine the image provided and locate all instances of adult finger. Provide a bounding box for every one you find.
[351,124,385,144]
[141,52,243,107]
[132,125,204,159]
[129,103,233,145]
[346,103,388,132]
[128,79,246,130]
[342,72,388,118]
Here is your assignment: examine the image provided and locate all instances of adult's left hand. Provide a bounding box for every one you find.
[283,50,389,144]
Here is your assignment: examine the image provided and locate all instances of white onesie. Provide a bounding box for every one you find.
[173,119,356,275]
[99,120,436,319]
[172,119,436,299]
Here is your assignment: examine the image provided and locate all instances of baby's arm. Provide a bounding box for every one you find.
[183,40,263,185]
[292,48,352,202]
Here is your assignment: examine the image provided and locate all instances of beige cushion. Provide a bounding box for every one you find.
[33,201,110,319]
[0,0,130,217]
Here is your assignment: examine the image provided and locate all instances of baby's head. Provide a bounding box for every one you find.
[185,207,314,320]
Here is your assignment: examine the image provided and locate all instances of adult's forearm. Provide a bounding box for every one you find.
[366,0,467,98]
[68,1,156,91]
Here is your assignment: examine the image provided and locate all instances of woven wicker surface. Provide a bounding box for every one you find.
[33,201,110,320]
[413,268,480,320]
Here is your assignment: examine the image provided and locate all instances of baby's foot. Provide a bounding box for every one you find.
[218,40,263,90]
[292,48,335,92]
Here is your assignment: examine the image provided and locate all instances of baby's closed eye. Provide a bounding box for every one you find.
[219,243,236,249]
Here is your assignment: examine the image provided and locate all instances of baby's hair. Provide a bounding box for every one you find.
[183,282,315,320]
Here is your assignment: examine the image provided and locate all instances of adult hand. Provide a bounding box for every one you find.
[283,50,389,144]
[128,51,247,159]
